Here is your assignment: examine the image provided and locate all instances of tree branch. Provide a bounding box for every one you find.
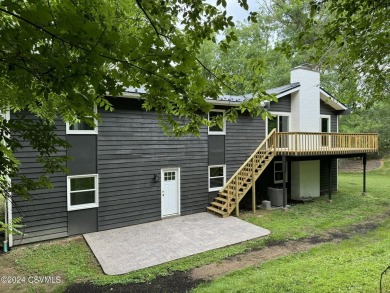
[0,7,177,88]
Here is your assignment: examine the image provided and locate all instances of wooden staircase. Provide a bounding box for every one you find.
[207,129,277,217]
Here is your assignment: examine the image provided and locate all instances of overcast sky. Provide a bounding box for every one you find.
[206,0,263,23]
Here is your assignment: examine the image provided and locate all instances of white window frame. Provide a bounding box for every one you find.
[320,115,331,133]
[320,114,332,148]
[66,105,98,134]
[274,161,287,184]
[208,165,226,192]
[266,112,291,135]
[208,109,226,135]
[67,174,99,211]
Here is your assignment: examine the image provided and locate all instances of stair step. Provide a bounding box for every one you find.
[220,191,243,197]
[211,201,226,208]
[207,206,228,217]
[214,197,227,203]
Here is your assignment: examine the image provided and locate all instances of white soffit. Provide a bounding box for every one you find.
[320,89,347,111]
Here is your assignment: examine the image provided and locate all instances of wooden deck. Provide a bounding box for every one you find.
[274,132,378,156]
[207,131,378,218]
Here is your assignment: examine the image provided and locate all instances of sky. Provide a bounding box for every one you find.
[206,0,263,23]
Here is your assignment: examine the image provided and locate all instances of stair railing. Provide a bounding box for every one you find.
[220,129,277,214]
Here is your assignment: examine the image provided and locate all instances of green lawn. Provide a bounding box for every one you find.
[4,157,390,291]
[193,218,390,293]
[193,158,390,293]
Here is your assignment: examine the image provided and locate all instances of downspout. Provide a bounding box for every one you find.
[2,109,12,251]
[3,197,7,252]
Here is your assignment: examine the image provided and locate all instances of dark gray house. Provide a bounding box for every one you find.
[4,66,378,246]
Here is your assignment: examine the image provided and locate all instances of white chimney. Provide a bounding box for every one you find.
[290,66,321,200]
[290,66,320,132]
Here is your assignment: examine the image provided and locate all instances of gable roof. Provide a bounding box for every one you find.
[122,83,347,111]
[266,82,300,97]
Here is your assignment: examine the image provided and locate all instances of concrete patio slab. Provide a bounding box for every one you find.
[84,212,270,275]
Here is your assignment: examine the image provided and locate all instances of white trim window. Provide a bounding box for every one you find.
[320,115,331,133]
[320,115,331,147]
[67,174,99,211]
[267,112,291,134]
[208,110,226,135]
[66,106,98,134]
[274,161,287,184]
[208,165,226,192]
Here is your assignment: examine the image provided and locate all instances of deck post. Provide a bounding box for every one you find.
[363,154,367,194]
[235,178,239,216]
[328,157,332,201]
[252,157,256,214]
[282,155,287,208]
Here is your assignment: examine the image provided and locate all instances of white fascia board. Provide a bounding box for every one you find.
[121,92,142,99]
[120,93,242,106]
[120,92,269,107]
[206,99,242,106]
[320,89,347,111]
[275,86,301,99]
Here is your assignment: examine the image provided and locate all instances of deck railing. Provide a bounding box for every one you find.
[221,129,277,215]
[275,132,378,156]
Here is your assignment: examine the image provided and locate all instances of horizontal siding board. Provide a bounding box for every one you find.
[97,98,209,229]
[320,158,338,192]
[11,116,68,245]
[226,114,266,179]
[268,95,291,112]
[13,232,69,245]
[99,215,161,231]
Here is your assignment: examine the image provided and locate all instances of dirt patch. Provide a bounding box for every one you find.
[64,272,204,293]
[190,218,381,281]
[339,158,383,173]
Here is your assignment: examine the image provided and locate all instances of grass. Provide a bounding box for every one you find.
[192,157,390,292]
[5,157,390,291]
[242,171,390,242]
[193,218,390,293]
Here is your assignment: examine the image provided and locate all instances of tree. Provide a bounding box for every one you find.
[340,100,390,156]
[1,0,264,230]
[296,0,390,106]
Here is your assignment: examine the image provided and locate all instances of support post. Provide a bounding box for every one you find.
[363,154,367,194]
[252,157,256,214]
[328,157,332,201]
[235,178,239,216]
[282,155,287,208]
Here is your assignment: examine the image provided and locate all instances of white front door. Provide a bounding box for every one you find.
[161,168,180,217]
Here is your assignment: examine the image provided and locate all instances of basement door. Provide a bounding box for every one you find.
[161,168,180,217]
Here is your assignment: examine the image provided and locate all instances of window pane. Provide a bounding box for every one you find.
[71,191,95,206]
[70,121,94,131]
[275,172,283,182]
[164,172,176,181]
[275,162,283,172]
[71,177,95,191]
[279,116,289,132]
[321,118,329,132]
[268,118,277,133]
[210,167,224,177]
[210,177,224,188]
[209,112,223,132]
